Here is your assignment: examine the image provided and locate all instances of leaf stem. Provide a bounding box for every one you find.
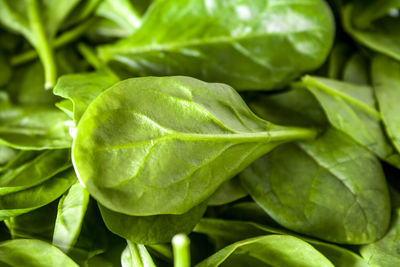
[11,17,95,67]
[29,0,56,89]
[172,234,190,267]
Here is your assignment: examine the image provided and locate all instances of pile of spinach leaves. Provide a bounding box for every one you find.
[0,0,399,266]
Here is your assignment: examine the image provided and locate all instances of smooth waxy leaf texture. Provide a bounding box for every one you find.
[98,0,335,91]
[121,241,156,267]
[302,75,400,167]
[53,182,90,253]
[342,1,400,61]
[73,76,317,215]
[0,103,73,150]
[240,128,391,244]
[195,235,334,267]
[99,202,207,244]
[195,218,370,267]
[360,189,400,267]
[372,55,400,154]
[0,239,78,267]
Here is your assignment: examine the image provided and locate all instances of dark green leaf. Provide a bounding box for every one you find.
[99,201,207,244]
[240,128,390,244]
[98,0,334,91]
[372,54,400,154]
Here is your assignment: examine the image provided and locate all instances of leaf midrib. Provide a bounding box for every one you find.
[102,27,325,57]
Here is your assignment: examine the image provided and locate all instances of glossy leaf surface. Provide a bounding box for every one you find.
[73,76,317,215]
[0,239,78,267]
[195,235,334,267]
[98,0,335,91]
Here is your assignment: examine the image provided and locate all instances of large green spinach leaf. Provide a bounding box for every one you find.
[194,218,370,267]
[98,0,334,91]
[0,239,78,266]
[195,235,334,267]
[73,76,317,215]
[240,128,390,244]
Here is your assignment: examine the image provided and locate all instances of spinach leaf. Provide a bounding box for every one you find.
[0,168,76,220]
[0,0,84,88]
[98,0,335,91]
[0,239,78,266]
[95,0,142,33]
[7,48,88,106]
[121,240,156,267]
[245,85,327,127]
[5,201,58,241]
[194,218,370,267]
[326,43,354,80]
[302,75,400,167]
[0,149,70,195]
[0,104,73,150]
[208,177,247,206]
[99,201,207,245]
[195,235,334,267]
[342,1,400,61]
[240,128,390,244]
[53,70,119,123]
[342,52,369,85]
[359,188,400,266]
[52,182,90,253]
[73,76,317,215]
[372,54,400,154]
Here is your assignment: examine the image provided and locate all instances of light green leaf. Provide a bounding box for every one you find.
[195,235,334,267]
[302,75,400,167]
[0,239,78,267]
[121,241,156,267]
[73,76,317,215]
[53,182,90,253]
